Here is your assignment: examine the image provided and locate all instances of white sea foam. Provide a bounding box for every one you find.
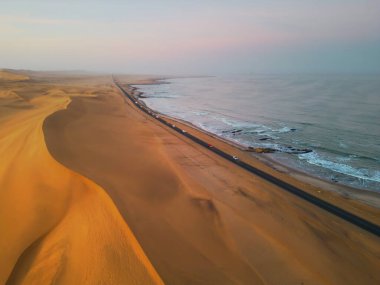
[299,152,380,183]
[136,74,380,191]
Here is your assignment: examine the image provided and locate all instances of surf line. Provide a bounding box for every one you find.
[113,77,380,238]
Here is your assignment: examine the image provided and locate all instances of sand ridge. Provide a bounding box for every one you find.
[0,70,29,82]
[43,76,380,285]
[0,74,163,284]
[2,71,379,284]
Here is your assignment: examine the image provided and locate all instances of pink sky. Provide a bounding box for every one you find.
[1,1,379,74]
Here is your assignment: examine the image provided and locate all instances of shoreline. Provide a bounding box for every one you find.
[117,79,380,228]
[128,78,380,208]
[2,70,380,284]
[162,114,380,208]
[39,73,380,284]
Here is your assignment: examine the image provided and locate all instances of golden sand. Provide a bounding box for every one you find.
[1,70,380,284]
[0,71,163,284]
[44,74,380,284]
[0,70,29,82]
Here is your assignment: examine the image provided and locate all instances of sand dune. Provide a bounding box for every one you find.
[0,70,29,82]
[1,71,379,284]
[0,75,163,284]
[44,77,380,285]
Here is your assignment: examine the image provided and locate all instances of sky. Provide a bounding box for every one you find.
[1,0,380,75]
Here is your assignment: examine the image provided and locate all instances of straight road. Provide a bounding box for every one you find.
[114,78,380,238]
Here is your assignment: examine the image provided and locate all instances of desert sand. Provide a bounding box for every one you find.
[1,70,380,284]
[0,71,163,285]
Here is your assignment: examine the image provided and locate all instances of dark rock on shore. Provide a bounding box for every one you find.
[247,145,312,154]
[137,92,147,98]
[222,129,243,134]
[247,147,277,153]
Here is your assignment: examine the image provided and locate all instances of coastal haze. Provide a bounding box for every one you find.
[1,1,380,285]
[1,0,380,74]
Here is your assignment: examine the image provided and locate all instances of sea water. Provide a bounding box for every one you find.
[133,74,380,192]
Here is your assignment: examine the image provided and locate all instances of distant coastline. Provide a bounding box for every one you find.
[2,70,379,284]
[131,75,380,194]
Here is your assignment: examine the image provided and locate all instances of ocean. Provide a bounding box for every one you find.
[132,74,380,192]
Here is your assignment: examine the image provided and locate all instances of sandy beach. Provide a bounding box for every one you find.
[1,70,380,284]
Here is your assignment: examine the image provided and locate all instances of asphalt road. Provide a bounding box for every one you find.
[114,78,380,238]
